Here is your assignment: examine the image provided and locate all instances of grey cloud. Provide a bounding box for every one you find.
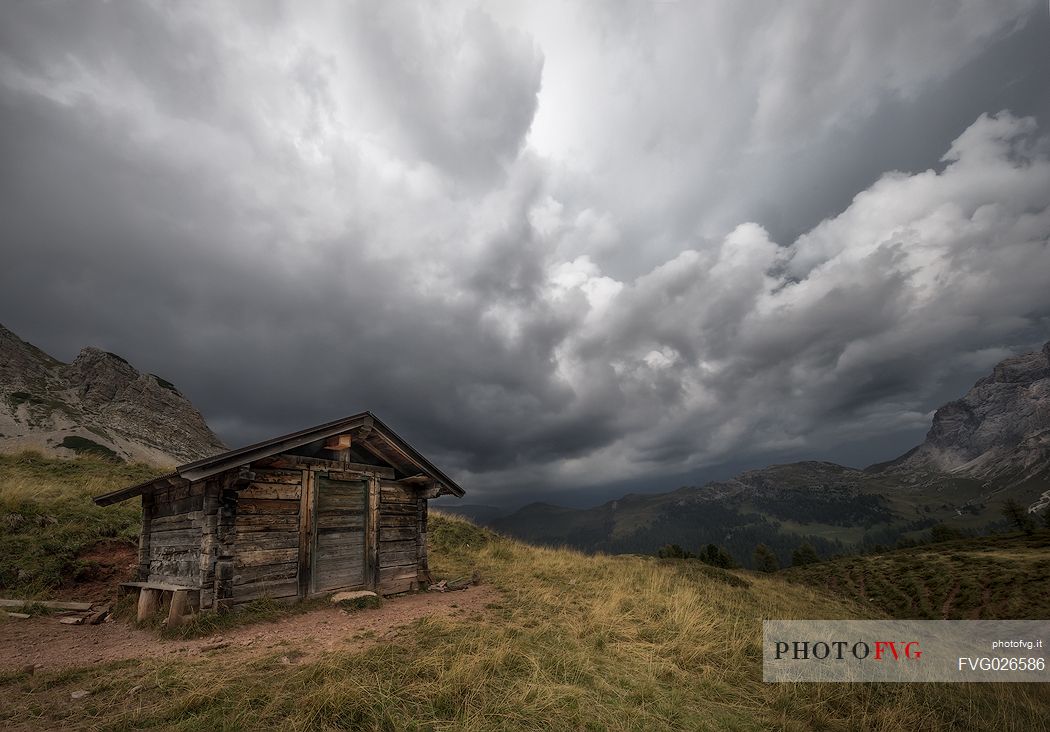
[2,2,1049,505]
[342,4,543,185]
[504,111,1050,491]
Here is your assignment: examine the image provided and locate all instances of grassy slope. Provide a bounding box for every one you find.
[0,452,160,595]
[0,505,1045,729]
[783,532,1050,620]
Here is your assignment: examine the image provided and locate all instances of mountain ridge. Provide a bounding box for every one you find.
[0,323,226,466]
[890,341,1050,488]
[491,341,1050,564]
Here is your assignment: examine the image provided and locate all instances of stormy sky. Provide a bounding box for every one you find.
[2,2,1050,508]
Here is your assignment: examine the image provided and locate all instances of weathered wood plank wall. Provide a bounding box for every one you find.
[138,454,436,608]
[230,468,302,603]
[378,481,423,594]
[145,482,205,586]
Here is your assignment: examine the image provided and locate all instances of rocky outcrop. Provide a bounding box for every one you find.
[895,342,1050,486]
[0,323,226,466]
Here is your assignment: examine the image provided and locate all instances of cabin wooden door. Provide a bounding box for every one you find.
[310,476,368,593]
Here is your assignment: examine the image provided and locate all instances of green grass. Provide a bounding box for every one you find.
[0,451,161,596]
[2,466,1049,729]
[782,531,1050,619]
[59,436,120,461]
[8,391,45,408]
[6,390,79,428]
[150,597,332,639]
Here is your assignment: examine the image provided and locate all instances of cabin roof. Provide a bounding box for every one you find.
[93,411,464,505]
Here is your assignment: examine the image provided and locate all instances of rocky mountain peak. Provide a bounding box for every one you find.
[0,324,226,466]
[902,341,1050,483]
[61,347,141,408]
[68,346,137,372]
[976,344,1050,386]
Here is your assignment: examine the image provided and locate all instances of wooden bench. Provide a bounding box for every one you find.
[120,582,200,627]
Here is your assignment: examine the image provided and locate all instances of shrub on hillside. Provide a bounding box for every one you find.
[791,542,820,567]
[655,543,736,568]
[929,523,965,543]
[1001,499,1036,535]
[752,544,779,573]
[657,543,693,559]
[698,543,736,569]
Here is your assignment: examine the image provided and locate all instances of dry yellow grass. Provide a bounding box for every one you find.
[784,531,1050,619]
[2,490,1048,729]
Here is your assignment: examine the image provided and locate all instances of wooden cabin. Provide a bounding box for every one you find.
[93,412,464,624]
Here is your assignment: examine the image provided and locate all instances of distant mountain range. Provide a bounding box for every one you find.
[0,323,226,466]
[5,316,1048,561]
[485,342,1050,567]
[436,504,509,524]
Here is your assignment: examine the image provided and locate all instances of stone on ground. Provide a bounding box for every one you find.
[330,590,377,604]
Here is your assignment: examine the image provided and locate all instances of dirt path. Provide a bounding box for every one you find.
[0,585,500,672]
[940,581,960,619]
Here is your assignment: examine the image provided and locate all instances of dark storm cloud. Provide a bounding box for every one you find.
[2,1,1049,503]
[342,4,543,185]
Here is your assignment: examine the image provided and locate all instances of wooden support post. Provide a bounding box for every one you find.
[417,498,431,586]
[168,589,190,627]
[138,493,154,581]
[199,480,220,610]
[136,587,161,621]
[299,468,313,598]
[324,434,352,450]
[369,477,380,591]
[213,485,238,609]
[214,561,233,610]
[324,435,352,462]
